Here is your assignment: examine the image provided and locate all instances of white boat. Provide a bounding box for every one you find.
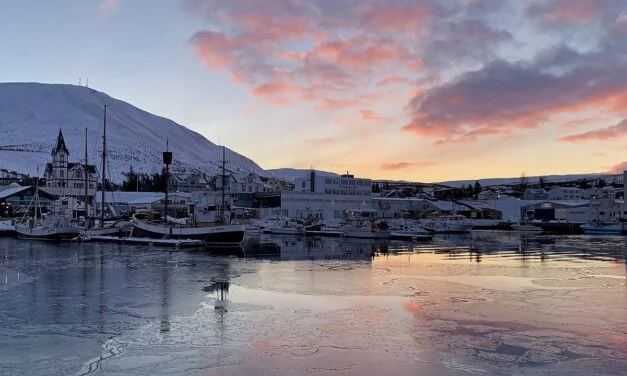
[581,220,623,235]
[264,218,306,236]
[15,195,80,241]
[387,219,433,241]
[421,214,473,234]
[340,209,391,239]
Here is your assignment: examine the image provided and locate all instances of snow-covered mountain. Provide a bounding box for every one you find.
[0,83,266,182]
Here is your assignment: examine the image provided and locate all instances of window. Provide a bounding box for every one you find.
[241,184,245,192]
[60,170,64,178]
[248,186,253,192]
[76,171,82,179]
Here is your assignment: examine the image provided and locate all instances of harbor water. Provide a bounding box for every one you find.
[1,232,626,375]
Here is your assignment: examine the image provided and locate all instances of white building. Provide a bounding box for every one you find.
[548,187,582,200]
[294,172,372,196]
[281,172,372,219]
[43,129,99,199]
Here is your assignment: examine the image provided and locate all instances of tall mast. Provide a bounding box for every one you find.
[221,146,226,212]
[101,105,107,222]
[84,128,89,224]
[163,139,172,223]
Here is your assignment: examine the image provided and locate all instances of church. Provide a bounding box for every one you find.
[43,129,99,200]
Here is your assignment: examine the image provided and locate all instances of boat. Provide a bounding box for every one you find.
[580,220,623,235]
[421,214,473,234]
[263,218,306,236]
[387,219,433,241]
[340,209,391,239]
[130,146,245,246]
[511,222,543,232]
[15,193,80,241]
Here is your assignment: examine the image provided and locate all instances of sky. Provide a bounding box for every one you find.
[1,0,627,182]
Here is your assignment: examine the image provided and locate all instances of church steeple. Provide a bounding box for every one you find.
[52,129,70,156]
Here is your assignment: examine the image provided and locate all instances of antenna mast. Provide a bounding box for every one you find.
[84,128,89,225]
[101,105,107,223]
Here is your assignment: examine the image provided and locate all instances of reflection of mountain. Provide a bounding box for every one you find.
[244,235,376,262]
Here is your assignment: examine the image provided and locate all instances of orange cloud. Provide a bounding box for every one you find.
[381,162,436,171]
[376,76,413,88]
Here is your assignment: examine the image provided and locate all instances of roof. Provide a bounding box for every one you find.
[0,184,30,199]
[52,129,70,156]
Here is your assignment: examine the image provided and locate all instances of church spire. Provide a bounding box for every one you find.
[52,128,70,156]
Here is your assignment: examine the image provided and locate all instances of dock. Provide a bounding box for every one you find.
[0,220,15,236]
[89,235,205,248]
[305,230,343,237]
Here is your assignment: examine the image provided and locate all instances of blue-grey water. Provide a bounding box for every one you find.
[1,232,626,375]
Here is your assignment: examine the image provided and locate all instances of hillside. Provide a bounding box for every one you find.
[0,83,266,182]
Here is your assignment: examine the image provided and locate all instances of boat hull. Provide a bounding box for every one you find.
[342,229,391,239]
[581,224,623,235]
[15,226,80,241]
[131,219,245,246]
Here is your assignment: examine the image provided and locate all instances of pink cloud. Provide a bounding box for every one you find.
[559,119,627,142]
[376,76,413,88]
[607,161,627,174]
[186,0,439,110]
[303,137,336,146]
[99,0,120,15]
[360,110,393,123]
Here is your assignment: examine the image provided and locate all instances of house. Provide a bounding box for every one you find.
[168,173,209,193]
[266,177,293,192]
[477,190,498,200]
[43,129,99,199]
[523,188,548,200]
[548,187,582,200]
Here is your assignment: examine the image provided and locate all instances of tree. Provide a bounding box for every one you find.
[597,179,607,188]
[474,180,481,196]
[519,173,528,192]
[372,183,381,193]
[122,166,139,192]
[466,184,474,197]
[538,176,546,189]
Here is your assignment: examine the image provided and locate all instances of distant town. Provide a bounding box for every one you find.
[1,129,625,236]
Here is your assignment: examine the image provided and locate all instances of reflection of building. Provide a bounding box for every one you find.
[43,130,98,199]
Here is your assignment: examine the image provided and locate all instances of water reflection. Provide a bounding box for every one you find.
[237,232,627,267]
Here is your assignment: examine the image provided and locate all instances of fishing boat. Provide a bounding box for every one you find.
[130,146,245,246]
[340,209,391,239]
[580,220,623,235]
[15,192,80,241]
[420,214,473,234]
[80,106,131,238]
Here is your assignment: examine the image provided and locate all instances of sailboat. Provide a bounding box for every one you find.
[82,105,131,238]
[15,177,80,241]
[131,145,246,246]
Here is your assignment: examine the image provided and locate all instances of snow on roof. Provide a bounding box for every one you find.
[0,184,30,199]
[95,191,164,204]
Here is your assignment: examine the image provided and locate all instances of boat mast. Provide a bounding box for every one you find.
[163,139,172,223]
[84,128,89,224]
[221,146,226,213]
[101,105,107,223]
